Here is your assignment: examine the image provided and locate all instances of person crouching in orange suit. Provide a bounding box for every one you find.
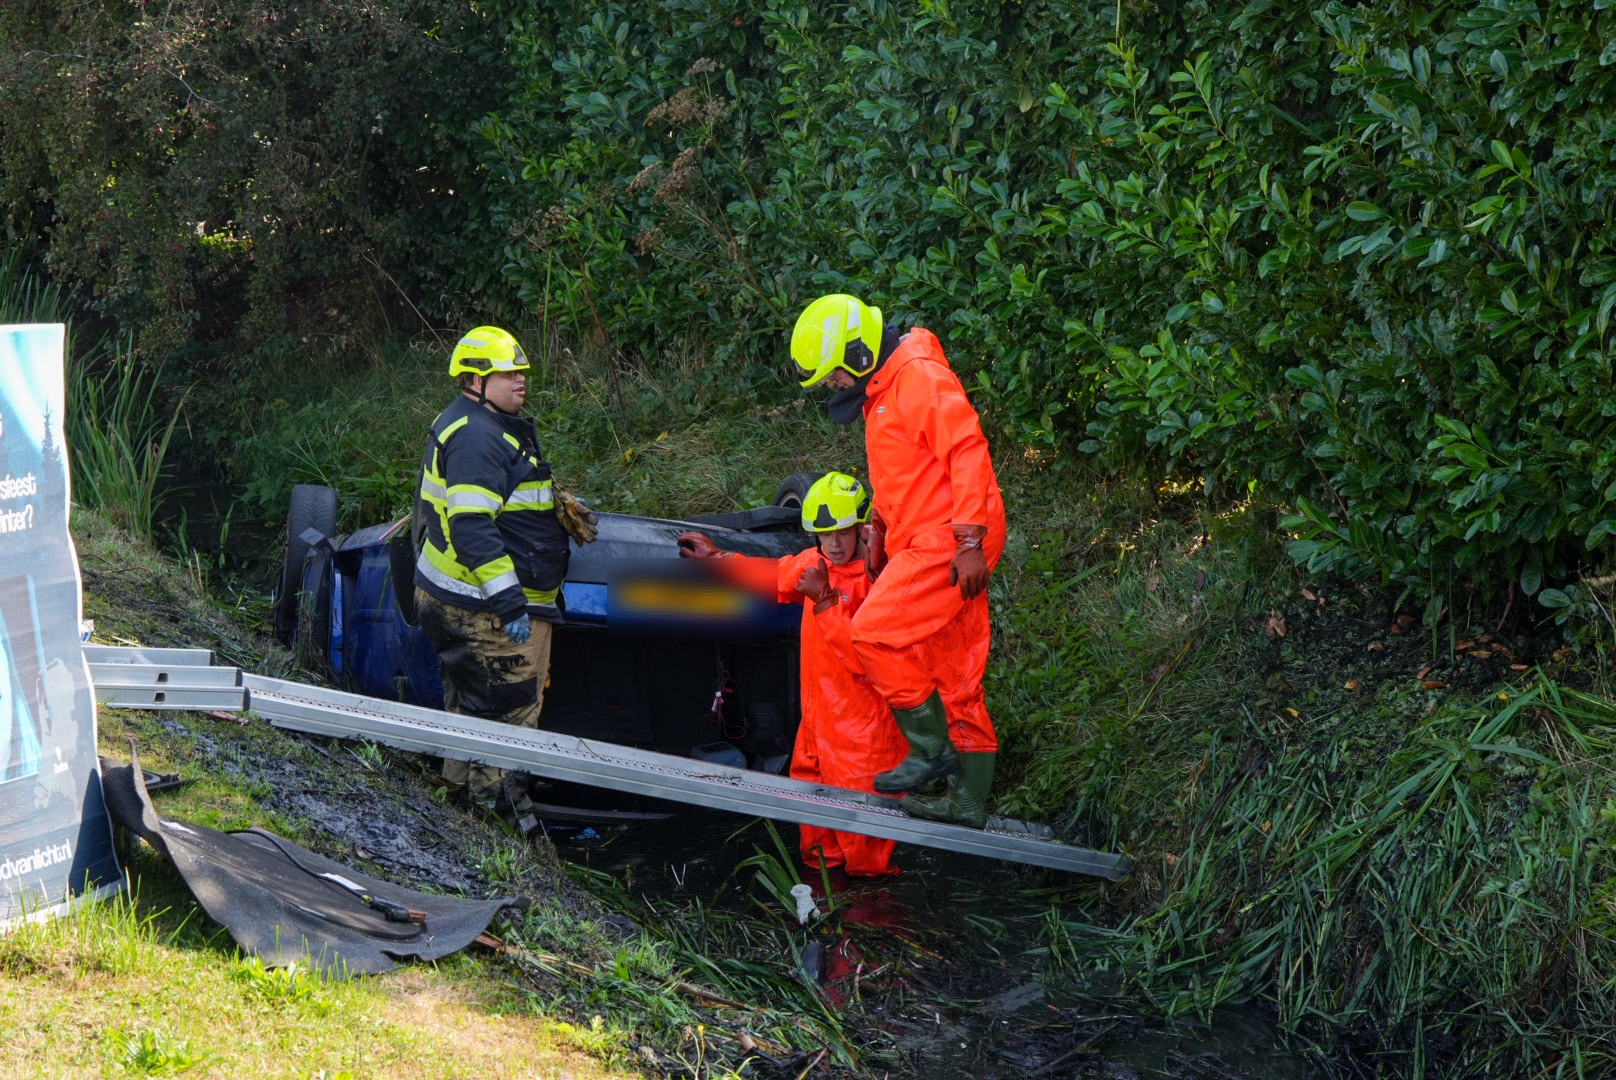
[678,472,908,876]
[790,294,1005,829]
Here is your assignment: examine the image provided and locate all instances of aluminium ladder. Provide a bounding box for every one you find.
[85,644,1129,880]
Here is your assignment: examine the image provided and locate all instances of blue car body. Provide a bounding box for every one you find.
[290,507,816,769]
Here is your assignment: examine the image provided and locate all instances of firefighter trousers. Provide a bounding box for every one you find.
[415,588,553,798]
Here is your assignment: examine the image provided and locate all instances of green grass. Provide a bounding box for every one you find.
[227,333,864,529]
[0,878,636,1079]
[67,335,188,543]
[975,462,1616,1076]
[1,245,184,546]
[102,326,1616,1076]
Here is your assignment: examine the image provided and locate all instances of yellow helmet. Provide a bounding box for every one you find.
[791,294,883,387]
[449,326,529,377]
[802,472,871,533]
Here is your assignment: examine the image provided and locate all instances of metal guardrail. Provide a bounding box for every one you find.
[81,644,1129,878]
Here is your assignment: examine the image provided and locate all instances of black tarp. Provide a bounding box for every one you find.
[101,754,512,974]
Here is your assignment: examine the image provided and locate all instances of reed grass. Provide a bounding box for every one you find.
[1,246,184,544]
[67,335,187,542]
[999,470,1616,1076]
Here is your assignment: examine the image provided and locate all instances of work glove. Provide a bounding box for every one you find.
[503,612,531,645]
[948,524,991,600]
[677,531,721,559]
[795,558,837,611]
[861,508,887,581]
[554,486,599,545]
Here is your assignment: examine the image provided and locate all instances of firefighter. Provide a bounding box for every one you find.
[790,294,1005,828]
[412,326,596,826]
[678,472,908,875]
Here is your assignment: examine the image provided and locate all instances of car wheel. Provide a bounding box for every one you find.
[772,472,819,510]
[272,484,337,644]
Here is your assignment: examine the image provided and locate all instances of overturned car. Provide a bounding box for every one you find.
[273,481,822,778]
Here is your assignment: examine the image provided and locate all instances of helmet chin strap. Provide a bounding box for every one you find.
[466,372,522,415]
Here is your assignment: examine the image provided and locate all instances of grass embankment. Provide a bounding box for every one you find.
[987,477,1616,1077]
[10,510,861,1079]
[223,336,1616,1077]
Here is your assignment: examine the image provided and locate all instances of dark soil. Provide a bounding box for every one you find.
[109,709,603,918]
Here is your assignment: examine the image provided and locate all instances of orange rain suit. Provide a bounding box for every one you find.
[850,328,1005,753]
[723,547,908,875]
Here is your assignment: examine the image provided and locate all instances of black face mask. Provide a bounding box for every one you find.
[823,327,898,425]
[827,381,869,425]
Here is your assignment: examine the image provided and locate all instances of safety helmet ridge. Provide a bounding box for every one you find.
[802,472,872,533]
[450,326,530,377]
[791,295,883,388]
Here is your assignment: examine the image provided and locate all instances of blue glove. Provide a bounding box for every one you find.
[503,613,531,645]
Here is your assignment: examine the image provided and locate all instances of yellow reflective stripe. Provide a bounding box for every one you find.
[420,543,480,590]
[502,433,520,448]
[417,552,484,600]
[446,484,503,515]
[419,544,520,599]
[419,473,448,505]
[439,416,470,442]
[505,480,553,510]
[470,555,519,593]
[523,585,560,605]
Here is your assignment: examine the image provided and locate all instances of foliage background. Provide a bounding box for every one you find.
[10,3,1616,1074]
[470,0,1616,615]
[10,0,1616,611]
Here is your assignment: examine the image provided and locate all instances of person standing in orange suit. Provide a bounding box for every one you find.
[791,294,1005,828]
[679,472,908,875]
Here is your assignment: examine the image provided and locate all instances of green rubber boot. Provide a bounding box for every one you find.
[873,691,961,794]
[902,751,996,829]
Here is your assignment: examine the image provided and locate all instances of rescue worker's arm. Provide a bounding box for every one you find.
[898,369,998,531]
[900,370,997,599]
[862,506,887,579]
[677,532,790,600]
[793,557,836,612]
[443,436,527,621]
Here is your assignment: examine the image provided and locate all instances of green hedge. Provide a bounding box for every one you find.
[14,0,1616,603]
[476,0,1616,606]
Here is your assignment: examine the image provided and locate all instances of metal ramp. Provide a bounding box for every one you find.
[84,643,246,711]
[85,645,1129,880]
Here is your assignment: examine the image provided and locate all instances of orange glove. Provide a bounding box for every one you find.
[795,558,838,611]
[862,508,887,581]
[677,531,720,559]
[948,524,990,600]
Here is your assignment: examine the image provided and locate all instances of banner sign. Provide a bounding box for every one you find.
[0,324,120,924]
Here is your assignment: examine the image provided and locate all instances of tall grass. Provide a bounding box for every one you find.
[1,246,183,543]
[1092,678,1616,1077]
[67,335,187,541]
[990,472,1616,1076]
[230,333,862,528]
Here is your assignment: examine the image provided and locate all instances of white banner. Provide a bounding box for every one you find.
[0,324,120,923]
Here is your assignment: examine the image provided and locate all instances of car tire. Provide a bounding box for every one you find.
[772,472,819,510]
[272,484,338,645]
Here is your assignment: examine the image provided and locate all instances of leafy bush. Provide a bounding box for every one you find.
[0,0,508,362]
[473,0,1616,606]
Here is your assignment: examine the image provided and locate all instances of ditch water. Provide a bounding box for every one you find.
[553,807,1325,1080]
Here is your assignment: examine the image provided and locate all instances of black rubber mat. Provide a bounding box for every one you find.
[100,754,512,974]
